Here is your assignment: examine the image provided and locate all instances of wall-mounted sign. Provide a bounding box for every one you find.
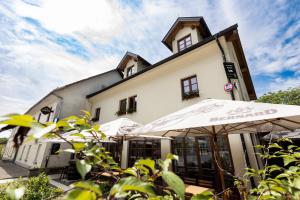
[223,62,237,79]
[41,106,52,115]
[224,83,234,92]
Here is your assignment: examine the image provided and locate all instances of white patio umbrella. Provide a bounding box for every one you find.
[130,99,300,191]
[263,130,300,140]
[99,117,172,140]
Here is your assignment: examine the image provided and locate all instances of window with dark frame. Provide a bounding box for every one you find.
[126,65,134,77]
[127,95,137,113]
[177,34,192,52]
[92,107,101,122]
[171,136,234,188]
[181,75,199,100]
[117,99,127,116]
[128,140,161,167]
[50,143,60,155]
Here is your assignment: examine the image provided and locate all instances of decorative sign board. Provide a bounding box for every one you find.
[224,83,234,92]
[223,62,237,79]
[41,106,52,115]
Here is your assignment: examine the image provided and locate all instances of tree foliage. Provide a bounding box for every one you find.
[0,112,208,200]
[257,87,300,105]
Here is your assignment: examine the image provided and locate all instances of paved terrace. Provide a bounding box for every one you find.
[0,160,28,179]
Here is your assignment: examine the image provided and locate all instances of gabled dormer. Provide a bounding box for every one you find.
[162,17,212,54]
[117,52,151,78]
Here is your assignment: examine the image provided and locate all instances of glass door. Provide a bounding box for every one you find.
[196,137,214,185]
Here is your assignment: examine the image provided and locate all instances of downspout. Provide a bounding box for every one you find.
[215,34,256,188]
[214,34,235,100]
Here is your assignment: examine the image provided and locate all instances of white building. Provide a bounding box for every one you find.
[86,17,257,188]
[2,70,122,169]
[4,16,258,190]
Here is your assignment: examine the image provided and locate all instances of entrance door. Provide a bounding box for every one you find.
[172,136,215,187]
[196,137,214,185]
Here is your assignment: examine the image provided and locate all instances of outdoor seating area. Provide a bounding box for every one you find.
[53,98,300,196]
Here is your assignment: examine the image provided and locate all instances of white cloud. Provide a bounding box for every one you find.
[0,0,299,119]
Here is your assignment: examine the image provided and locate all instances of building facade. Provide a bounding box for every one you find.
[86,17,258,187]
[3,70,122,169]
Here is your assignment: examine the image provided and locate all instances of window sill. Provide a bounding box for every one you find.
[182,91,199,100]
[91,118,99,122]
[127,109,137,114]
[116,111,126,116]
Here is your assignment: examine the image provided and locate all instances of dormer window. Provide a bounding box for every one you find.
[177,34,192,52]
[126,65,134,77]
[162,17,212,53]
[117,52,151,79]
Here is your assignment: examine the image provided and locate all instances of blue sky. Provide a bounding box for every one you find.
[0,0,300,118]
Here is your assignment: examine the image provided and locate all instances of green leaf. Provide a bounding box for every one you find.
[166,153,178,160]
[269,143,282,149]
[109,176,155,198]
[56,120,69,128]
[135,159,155,173]
[73,143,85,151]
[6,187,25,200]
[191,191,213,200]
[76,160,92,179]
[0,115,35,127]
[70,133,86,139]
[293,177,300,190]
[288,145,298,150]
[162,171,185,200]
[72,181,102,196]
[66,189,96,200]
[124,167,137,177]
[283,156,297,166]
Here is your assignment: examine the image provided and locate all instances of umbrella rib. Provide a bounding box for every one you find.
[264,119,294,131]
[218,122,248,133]
[193,127,212,134]
[280,118,300,126]
[220,120,273,134]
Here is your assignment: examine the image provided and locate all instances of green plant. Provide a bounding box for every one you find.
[257,87,300,105]
[0,112,221,200]
[24,172,61,200]
[234,138,300,200]
[0,173,62,200]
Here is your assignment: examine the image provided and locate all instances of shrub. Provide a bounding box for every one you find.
[0,173,63,200]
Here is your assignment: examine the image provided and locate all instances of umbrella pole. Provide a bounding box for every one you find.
[211,126,226,195]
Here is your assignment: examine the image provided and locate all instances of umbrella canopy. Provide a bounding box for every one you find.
[100,118,142,137]
[131,99,300,136]
[263,130,300,140]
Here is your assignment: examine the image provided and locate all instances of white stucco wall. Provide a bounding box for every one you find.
[172,26,201,53]
[88,38,254,175]
[4,70,122,168]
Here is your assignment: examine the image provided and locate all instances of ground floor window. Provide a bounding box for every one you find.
[102,141,122,164]
[128,139,161,167]
[171,136,233,187]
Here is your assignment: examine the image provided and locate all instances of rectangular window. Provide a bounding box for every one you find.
[92,107,101,122]
[50,143,60,155]
[25,145,31,162]
[117,99,127,116]
[128,140,161,167]
[37,113,41,122]
[127,95,137,113]
[126,65,134,77]
[34,144,42,164]
[181,75,199,100]
[177,34,192,52]
[20,145,26,161]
